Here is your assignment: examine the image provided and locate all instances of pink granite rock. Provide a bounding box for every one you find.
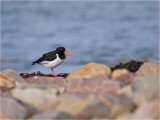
[66,79,120,94]
[25,76,67,87]
[116,72,136,85]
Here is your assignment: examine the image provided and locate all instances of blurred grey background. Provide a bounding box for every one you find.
[1,1,159,74]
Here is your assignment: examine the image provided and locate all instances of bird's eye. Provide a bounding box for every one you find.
[61,49,63,50]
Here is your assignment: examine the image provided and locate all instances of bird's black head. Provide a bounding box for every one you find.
[56,47,72,59]
[56,47,65,55]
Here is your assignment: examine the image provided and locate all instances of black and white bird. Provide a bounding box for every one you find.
[32,47,72,76]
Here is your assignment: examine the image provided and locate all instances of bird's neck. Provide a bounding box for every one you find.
[57,53,65,59]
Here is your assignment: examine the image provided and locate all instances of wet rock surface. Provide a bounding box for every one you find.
[1,61,159,119]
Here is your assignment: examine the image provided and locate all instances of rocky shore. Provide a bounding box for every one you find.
[0,61,159,119]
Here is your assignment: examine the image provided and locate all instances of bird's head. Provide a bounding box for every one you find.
[56,47,72,59]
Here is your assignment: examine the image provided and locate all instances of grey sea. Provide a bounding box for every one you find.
[1,1,159,74]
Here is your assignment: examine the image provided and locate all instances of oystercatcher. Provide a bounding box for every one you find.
[32,47,72,76]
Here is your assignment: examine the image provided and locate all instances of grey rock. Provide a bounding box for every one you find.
[132,75,159,100]
[1,95,27,119]
[11,84,64,109]
[31,110,71,119]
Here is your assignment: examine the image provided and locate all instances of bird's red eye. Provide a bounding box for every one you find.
[61,49,63,50]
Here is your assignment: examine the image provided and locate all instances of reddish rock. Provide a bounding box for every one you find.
[25,76,67,87]
[66,79,120,94]
[116,72,136,85]
[72,114,93,119]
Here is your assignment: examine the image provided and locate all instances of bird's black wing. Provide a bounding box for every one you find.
[32,50,57,65]
[43,50,56,57]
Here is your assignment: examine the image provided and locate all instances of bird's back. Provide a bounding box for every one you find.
[32,50,57,65]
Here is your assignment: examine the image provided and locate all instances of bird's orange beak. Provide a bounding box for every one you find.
[64,50,72,59]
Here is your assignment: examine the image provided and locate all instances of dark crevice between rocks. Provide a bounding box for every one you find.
[19,71,68,79]
[110,60,145,73]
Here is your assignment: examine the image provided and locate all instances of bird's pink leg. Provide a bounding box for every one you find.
[51,68,57,77]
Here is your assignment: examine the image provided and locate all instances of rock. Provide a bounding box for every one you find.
[39,93,85,112]
[118,85,132,97]
[0,73,16,90]
[56,94,109,118]
[2,69,27,84]
[0,95,27,119]
[132,94,147,106]
[136,62,160,76]
[117,113,132,119]
[11,84,64,109]
[111,69,129,80]
[66,63,111,80]
[41,93,110,118]
[56,94,95,115]
[131,99,159,119]
[132,75,159,100]
[31,110,71,119]
[25,76,66,87]
[110,105,131,119]
[0,113,9,120]
[108,95,136,119]
[116,73,136,85]
[66,79,120,94]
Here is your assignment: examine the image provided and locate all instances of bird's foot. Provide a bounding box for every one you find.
[53,74,57,77]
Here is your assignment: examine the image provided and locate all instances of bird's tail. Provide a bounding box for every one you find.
[32,62,36,65]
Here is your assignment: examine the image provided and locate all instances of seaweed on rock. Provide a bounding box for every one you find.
[111,60,144,73]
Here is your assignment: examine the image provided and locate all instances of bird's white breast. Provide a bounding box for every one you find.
[40,54,64,68]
